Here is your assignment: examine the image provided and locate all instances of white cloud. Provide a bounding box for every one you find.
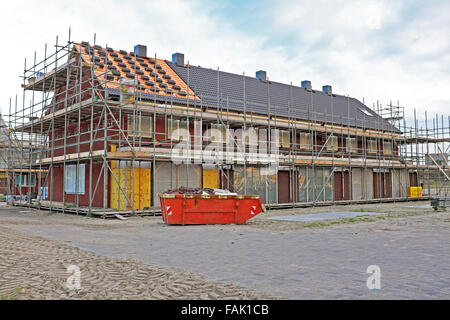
[1,0,449,126]
[269,0,450,119]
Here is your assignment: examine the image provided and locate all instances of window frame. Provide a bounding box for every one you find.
[210,123,227,143]
[326,135,339,152]
[64,164,86,195]
[367,139,377,154]
[128,113,153,138]
[168,118,180,140]
[346,137,357,153]
[16,173,36,187]
[299,132,312,150]
[245,127,259,146]
[383,140,393,156]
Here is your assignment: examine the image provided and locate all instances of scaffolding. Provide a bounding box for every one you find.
[4,31,450,216]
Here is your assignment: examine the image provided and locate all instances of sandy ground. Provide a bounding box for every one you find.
[0,200,449,299]
[0,223,276,300]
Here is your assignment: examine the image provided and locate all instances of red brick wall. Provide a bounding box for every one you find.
[47,162,105,208]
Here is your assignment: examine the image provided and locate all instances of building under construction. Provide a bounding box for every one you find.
[0,114,46,198]
[4,34,450,216]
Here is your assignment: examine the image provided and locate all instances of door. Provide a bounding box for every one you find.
[343,171,350,200]
[110,168,151,210]
[334,171,350,201]
[409,172,418,187]
[373,172,382,198]
[221,169,234,192]
[277,171,291,203]
[373,171,392,198]
[203,169,219,189]
[334,172,343,201]
[384,172,392,198]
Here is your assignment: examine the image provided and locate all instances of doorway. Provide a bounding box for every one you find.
[373,171,392,198]
[277,171,291,203]
[334,171,350,201]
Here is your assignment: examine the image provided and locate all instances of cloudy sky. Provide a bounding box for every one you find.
[1,0,449,123]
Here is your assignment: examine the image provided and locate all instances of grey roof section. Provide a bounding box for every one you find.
[166,61,399,132]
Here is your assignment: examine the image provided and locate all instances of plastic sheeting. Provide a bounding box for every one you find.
[153,161,201,207]
[298,167,332,202]
[234,165,276,204]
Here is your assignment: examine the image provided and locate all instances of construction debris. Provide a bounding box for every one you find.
[164,186,237,195]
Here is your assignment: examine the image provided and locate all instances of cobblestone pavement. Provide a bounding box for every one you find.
[0,225,276,300]
[0,201,449,299]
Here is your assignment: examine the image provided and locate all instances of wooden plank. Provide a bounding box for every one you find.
[36,149,105,164]
[0,168,47,173]
[13,98,94,133]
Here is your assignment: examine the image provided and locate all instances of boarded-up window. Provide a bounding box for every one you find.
[383,141,392,155]
[128,114,153,138]
[326,135,338,151]
[299,132,312,150]
[347,137,357,153]
[210,123,227,143]
[65,164,85,194]
[368,139,377,154]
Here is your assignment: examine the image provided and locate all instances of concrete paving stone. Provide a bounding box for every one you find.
[0,201,448,299]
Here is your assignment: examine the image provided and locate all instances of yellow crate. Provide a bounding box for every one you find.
[407,187,422,197]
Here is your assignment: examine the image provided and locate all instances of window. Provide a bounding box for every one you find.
[179,120,189,142]
[368,139,377,154]
[168,119,190,141]
[279,130,290,148]
[245,127,258,146]
[326,135,338,151]
[210,123,227,143]
[383,141,392,156]
[128,114,153,138]
[168,118,180,140]
[16,173,36,187]
[299,132,312,150]
[347,137,357,153]
[65,164,85,194]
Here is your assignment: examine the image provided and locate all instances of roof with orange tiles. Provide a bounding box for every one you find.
[74,42,199,102]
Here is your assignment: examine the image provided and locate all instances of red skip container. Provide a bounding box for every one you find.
[158,194,266,225]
